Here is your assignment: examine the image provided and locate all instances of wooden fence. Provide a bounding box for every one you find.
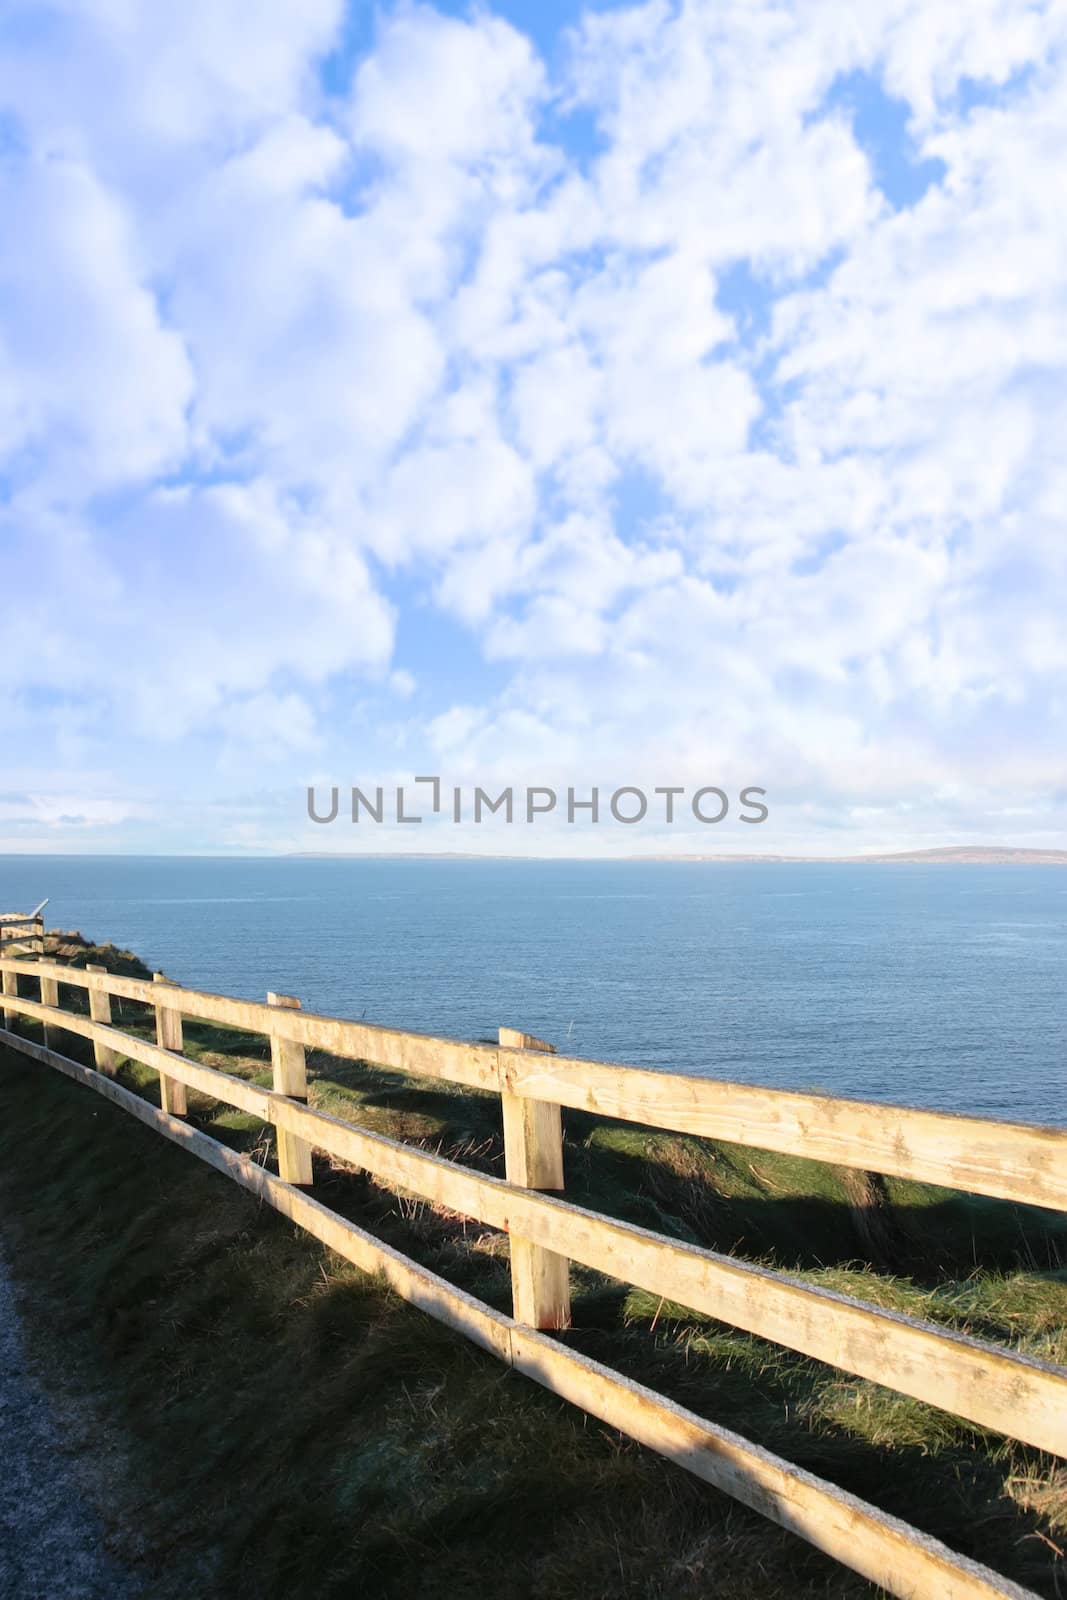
[0,912,45,957]
[0,948,1064,1600]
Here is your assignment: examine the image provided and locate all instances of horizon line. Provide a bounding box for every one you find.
[2,845,1067,865]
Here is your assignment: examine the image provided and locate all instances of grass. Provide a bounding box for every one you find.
[0,940,1064,1598]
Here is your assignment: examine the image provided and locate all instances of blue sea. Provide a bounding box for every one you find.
[1,856,1064,1126]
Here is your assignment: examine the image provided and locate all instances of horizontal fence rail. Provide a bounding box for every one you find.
[0,1029,1038,1600]
[0,954,1063,1210]
[1,950,1063,1600]
[0,917,45,964]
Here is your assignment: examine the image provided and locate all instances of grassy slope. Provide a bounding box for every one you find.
[0,941,1064,1599]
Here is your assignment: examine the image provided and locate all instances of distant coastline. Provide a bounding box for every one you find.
[290,846,1067,865]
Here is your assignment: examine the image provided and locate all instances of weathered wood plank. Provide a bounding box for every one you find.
[153,974,187,1117]
[0,1025,514,1358]
[268,992,313,1185]
[270,1094,1067,1458]
[39,972,59,1051]
[0,958,53,978]
[4,956,1066,1211]
[0,1024,1040,1599]
[0,992,270,1118]
[85,964,118,1074]
[499,1047,1067,1213]
[0,917,44,955]
[499,1026,570,1331]
[506,1331,1037,1600]
[1,966,17,1029]
[0,959,498,1089]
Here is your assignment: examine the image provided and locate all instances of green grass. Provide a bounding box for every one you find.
[0,942,1064,1598]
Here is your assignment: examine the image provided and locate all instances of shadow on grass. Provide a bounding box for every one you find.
[0,1025,1064,1600]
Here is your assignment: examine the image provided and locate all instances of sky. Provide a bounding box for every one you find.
[1,0,1065,856]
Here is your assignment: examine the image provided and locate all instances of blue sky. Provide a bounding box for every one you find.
[1,0,1065,855]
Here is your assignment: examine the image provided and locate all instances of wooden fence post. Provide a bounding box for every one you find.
[268,992,313,1186]
[153,974,188,1117]
[40,970,59,1051]
[2,963,17,1030]
[85,964,119,1075]
[499,1027,571,1331]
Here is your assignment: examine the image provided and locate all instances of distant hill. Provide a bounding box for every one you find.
[824,846,1067,864]
[675,846,1067,864]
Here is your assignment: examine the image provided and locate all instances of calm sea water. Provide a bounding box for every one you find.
[1,856,1064,1125]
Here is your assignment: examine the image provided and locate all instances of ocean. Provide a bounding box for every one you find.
[1,855,1064,1125]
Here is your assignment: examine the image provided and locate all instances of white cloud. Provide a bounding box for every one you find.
[510,341,603,469]
[0,0,344,160]
[0,480,394,746]
[214,690,321,762]
[0,152,192,494]
[388,669,417,699]
[350,4,546,163]
[372,435,536,568]
[0,788,152,829]
[1,0,1065,849]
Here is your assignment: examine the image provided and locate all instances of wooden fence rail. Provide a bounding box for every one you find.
[0,913,45,954]
[0,950,1063,1600]
[0,953,1062,1209]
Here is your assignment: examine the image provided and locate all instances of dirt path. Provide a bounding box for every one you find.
[0,1242,142,1600]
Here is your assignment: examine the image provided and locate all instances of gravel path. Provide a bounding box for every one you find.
[0,1244,143,1600]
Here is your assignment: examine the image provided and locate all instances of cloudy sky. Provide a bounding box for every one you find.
[1,0,1065,855]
